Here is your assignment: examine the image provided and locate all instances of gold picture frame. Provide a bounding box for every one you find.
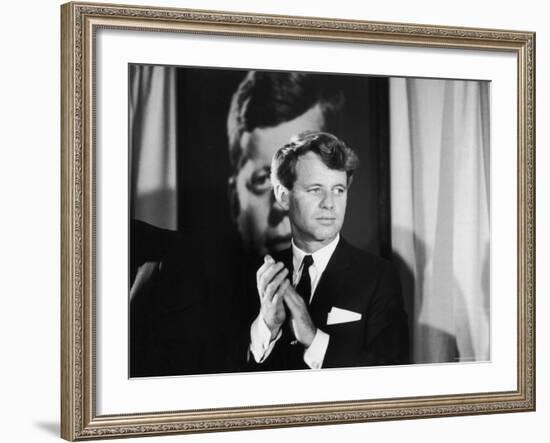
[61,1,535,440]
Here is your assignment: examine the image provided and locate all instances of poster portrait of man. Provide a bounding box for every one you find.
[128,65,490,378]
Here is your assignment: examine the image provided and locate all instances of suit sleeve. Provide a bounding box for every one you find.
[322,262,409,368]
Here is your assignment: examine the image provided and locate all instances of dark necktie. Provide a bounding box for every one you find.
[295,255,314,304]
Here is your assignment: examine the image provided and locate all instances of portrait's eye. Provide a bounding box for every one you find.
[334,186,347,196]
[308,187,321,194]
[246,168,271,195]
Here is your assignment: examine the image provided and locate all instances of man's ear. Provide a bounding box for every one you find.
[228,175,240,221]
[273,183,290,211]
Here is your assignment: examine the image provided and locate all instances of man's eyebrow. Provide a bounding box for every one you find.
[303,182,347,187]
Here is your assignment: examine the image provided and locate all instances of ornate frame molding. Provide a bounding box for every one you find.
[61,2,535,440]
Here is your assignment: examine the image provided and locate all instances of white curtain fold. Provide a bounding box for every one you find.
[129,65,178,230]
[390,78,490,364]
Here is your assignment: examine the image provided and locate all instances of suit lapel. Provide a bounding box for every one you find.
[309,238,351,326]
[276,239,353,329]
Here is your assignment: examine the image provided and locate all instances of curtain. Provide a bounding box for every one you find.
[390,78,491,364]
[129,65,178,230]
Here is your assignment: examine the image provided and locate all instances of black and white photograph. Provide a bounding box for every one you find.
[128,65,491,378]
[55,2,536,440]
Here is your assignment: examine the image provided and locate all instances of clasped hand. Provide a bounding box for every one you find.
[256,255,316,347]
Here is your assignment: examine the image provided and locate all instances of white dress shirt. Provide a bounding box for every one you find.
[250,234,340,369]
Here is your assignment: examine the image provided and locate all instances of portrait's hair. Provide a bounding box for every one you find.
[271,131,359,190]
[227,71,344,171]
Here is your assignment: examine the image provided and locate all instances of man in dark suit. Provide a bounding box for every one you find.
[249,131,408,370]
[130,72,346,377]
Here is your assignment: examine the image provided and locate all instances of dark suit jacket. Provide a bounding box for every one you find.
[130,220,257,377]
[253,237,409,371]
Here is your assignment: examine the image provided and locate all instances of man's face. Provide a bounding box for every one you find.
[279,151,348,252]
[233,104,324,257]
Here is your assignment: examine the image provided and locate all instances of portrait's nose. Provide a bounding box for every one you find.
[320,190,334,209]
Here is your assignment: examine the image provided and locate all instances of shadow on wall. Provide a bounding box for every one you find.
[33,421,59,437]
[132,189,178,231]
[392,229,458,364]
[392,228,490,365]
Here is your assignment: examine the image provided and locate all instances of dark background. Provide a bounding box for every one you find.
[129,66,393,376]
[174,67,391,258]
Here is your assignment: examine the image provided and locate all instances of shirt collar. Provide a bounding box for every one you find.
[291,234,340,275]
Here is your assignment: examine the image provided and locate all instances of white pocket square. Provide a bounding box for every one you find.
[326,307,362,325]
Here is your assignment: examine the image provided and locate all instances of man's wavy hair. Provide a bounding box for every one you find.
[227,71,344,171]
[271,131,359,190]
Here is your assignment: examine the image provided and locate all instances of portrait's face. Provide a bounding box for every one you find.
[232,104,324,257]
[278,151,348,252]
